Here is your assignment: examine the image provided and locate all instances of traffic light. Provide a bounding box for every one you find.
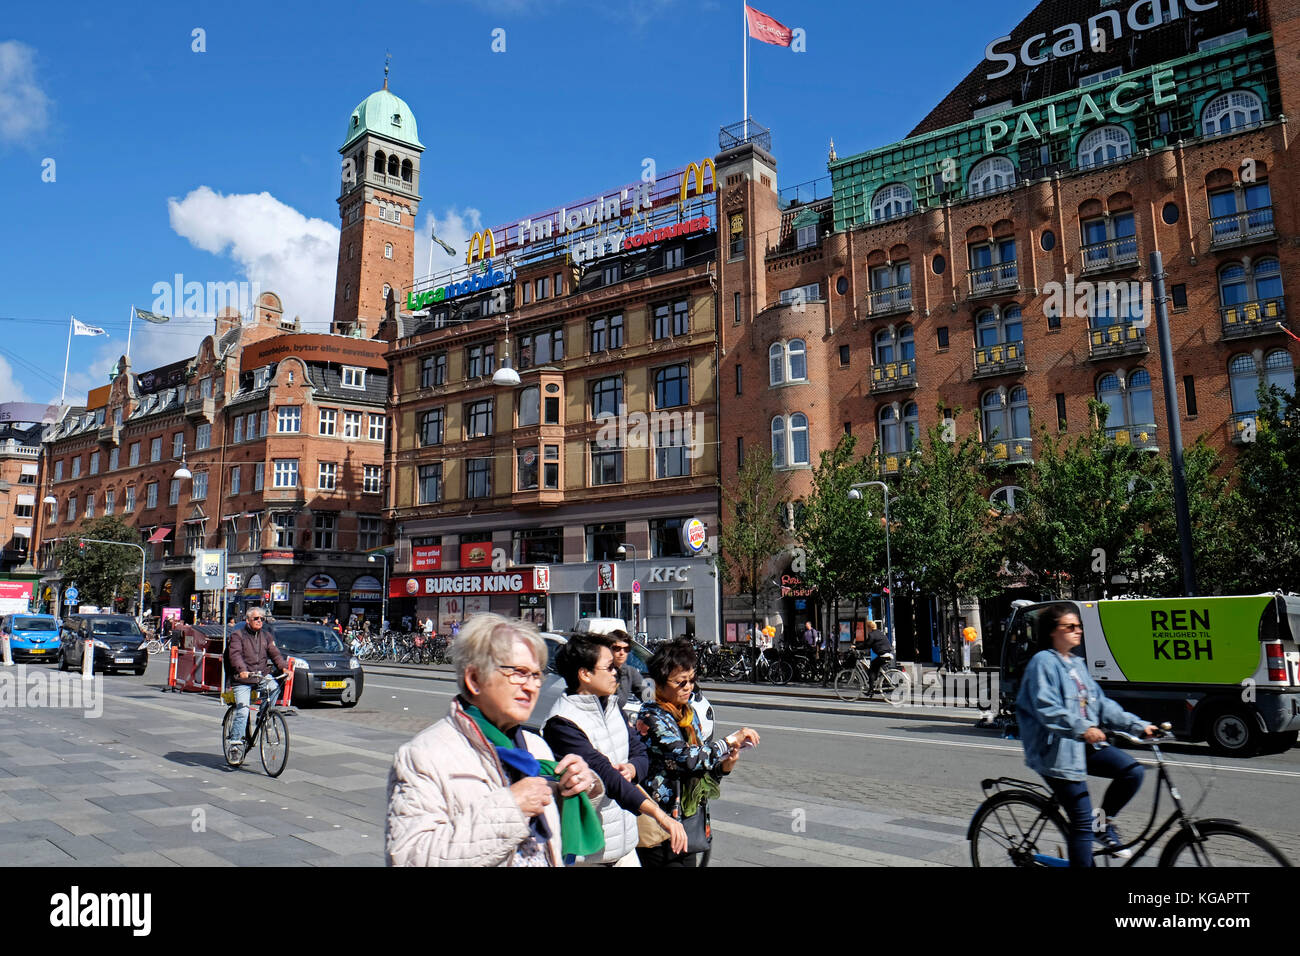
[78,540,86,552]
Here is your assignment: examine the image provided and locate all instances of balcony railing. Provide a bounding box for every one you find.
[983,437,1034,464]
[1088,321,1149,360]
[866,285,913,317]
[1081,236,1139,273]
[1221,297,1286,340]
[96,424,120,445]
[1228,412,1258,446]
[1210,206,1276,248]
[968,260,1019,297]
[1105,423,1159,451]
[877,451,918,476]
[869,359,917,393]
[973,341,1026,378]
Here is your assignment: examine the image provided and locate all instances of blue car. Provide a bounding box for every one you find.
[2,614,61,663]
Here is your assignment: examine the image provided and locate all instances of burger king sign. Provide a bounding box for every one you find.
[683,518,707,555]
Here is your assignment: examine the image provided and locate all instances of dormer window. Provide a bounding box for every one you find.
[342,367,366,390]
[392,113,402,126]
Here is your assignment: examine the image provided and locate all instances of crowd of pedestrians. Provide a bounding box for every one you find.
[385,614,759,867]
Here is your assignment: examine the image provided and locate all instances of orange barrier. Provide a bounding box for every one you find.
[281,658,296,705]
[167,648,224,694]
[167,646,178,687]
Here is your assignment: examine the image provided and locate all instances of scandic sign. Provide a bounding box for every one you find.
[391,573,543,598]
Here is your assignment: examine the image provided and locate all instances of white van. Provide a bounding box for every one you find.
[1000,595,1300,756]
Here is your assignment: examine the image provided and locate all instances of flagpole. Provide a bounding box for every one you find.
[61,316,73,406]
[126,305,135,362]
[743,2,749,141]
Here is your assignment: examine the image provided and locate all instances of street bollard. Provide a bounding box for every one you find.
[1,631,12,667]
[81,638,94,682]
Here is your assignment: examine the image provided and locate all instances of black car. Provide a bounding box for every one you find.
[57,614,149,675]
[267,622,364,707]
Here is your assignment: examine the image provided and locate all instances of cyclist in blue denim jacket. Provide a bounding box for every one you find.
[1016,604,1157,866]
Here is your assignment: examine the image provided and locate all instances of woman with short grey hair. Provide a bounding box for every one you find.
[386,613,602,866]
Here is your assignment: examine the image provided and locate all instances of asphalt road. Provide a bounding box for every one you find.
[2,655,1297,867]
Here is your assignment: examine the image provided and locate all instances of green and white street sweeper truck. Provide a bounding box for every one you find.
[999,594,1300,756]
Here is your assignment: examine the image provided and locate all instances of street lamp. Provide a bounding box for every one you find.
[848,481,895,647]
[616,543,638,635]
[492,313,521,387]
[368,553,389,633]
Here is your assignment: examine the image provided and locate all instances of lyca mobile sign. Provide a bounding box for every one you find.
[983,0,1219,80]
[406,266,510,312]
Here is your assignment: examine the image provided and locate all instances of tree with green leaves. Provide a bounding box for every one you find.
[53,515,146,612]
[793,435,887,634]
[1140,438,1247,596]
[892,416,1005,669]
[1003,400,1165,600]
[715,449,789,642]
[1233,385,1300,592]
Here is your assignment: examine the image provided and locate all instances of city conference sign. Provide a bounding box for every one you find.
[983,0,1220,79]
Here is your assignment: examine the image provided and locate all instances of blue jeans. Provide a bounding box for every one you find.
[228,675,281,745]
[1044,745,1145,867]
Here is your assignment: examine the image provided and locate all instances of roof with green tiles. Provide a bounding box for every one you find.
[342,88,423,152]
[830,32,1278,234]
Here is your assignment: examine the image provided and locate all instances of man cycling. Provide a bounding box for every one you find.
[863,621,895,690]
[224,607,288,764]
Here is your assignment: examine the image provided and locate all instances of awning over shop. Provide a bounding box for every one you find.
[303,572,338,600]
[147,527,171,544]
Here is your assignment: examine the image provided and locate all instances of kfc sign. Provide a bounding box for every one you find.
[596,562,618,592]
[532,566,551,592]
[413,545,442,571]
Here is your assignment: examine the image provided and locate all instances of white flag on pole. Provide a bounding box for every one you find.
[72,318,108,337]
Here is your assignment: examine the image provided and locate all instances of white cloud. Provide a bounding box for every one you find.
[0,41,52,145]
[0,355,34,403]
[413,207,484,287]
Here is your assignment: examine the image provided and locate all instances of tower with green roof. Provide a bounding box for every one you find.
[332,71,424,337]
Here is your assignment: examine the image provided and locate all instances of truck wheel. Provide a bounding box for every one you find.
[1206,707,1261,757]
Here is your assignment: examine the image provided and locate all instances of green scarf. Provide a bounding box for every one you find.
[463,704,605,859]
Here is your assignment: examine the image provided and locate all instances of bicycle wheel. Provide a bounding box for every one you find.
[221,707,245,768]
[970,791,1071,868]
[1159,821,1291,867]
[879,668,912,706]
[770,660,793,686]
[259,711,290,778]
[833,668,865,701]
[146,639,163,656]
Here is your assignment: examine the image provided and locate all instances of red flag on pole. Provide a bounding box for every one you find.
[745,4,793,47]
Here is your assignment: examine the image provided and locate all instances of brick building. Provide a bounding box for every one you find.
[0,405,58,580]
[37,296,389,623]
[718,0,1299,657]
[381,159,722,639]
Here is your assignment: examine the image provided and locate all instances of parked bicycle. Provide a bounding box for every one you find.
[221,671,291,777]
[967,726,1291,867]
[833,649,912,703]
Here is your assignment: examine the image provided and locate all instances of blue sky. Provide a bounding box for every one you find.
[0,0,1032,407]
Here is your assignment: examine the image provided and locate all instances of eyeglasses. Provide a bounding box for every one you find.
[597,663,620,674]
[611,645,630,654]
[248,616,264,622]
[496,665,544,686]
[667,674,696,688]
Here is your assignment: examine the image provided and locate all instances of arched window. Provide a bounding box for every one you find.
[898,325,915,361]
[771,416,787,468]
[1127,369,1154,426]
[373,151,386,174]
[387,155,400,177]
[981,391,1006,442]
[871,183,914,222]
[1008,386,1030,438]
[384,243,393,260]
[382,283,391,301]
[902,402,919,447]
[991,485,1024,514]
[969,156,1016,197]
[1229,354,1260,413]
[401,159,413,182]
[1077,126,1132,168]
[518,386,540,426]
[1202,90,1264,136]
[1219,263,1248,307]
[769,339,808,385]
[874,329,894,364]
[1264,349,1296,398]
[1220,257,1284,319]
[789,413,810,466]
[976,306,1023,347]
[878,403,919,456]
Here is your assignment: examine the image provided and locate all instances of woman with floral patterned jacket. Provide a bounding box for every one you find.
[635,639,760,867]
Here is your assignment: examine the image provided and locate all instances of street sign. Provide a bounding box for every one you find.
[65,586,79,604]
[226,573,241,591]
[632,580,641,593]
[632,590,641,606]
[194,549,226,590]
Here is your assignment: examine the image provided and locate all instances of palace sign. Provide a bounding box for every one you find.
[983,0,1220,80]
[984,69,1177,153]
